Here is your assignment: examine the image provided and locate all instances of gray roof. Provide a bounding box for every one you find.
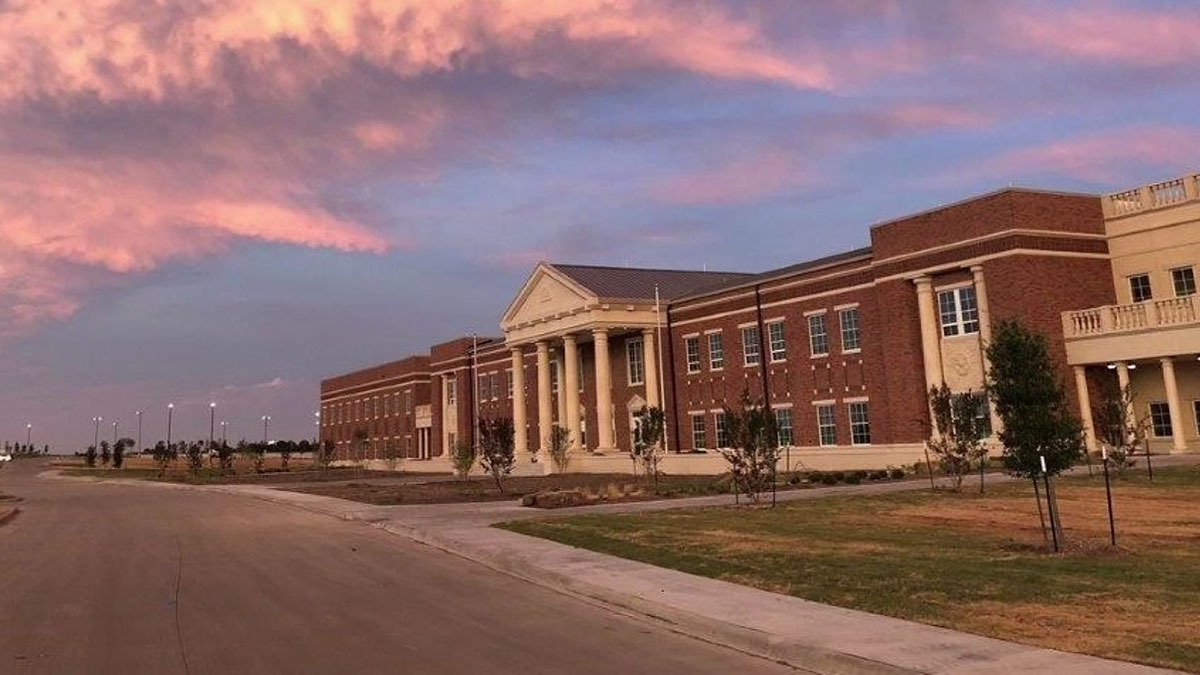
[551,263,755,301]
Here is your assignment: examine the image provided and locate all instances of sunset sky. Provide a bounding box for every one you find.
[2,0,1198,451]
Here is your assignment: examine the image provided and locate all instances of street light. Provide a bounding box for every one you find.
[209,402,217,449]
[26,423,31,449]
[112,419,119,445]
[93,416,102,450]
[220,421,228,445]
[167,404,175,449]
[314,411,320,444]
[262,415,271,444]
[136,410,143,453]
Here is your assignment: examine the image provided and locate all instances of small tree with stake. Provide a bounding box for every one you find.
[547,424,572,474]
[1092,380,1146,477]
[926,385,989,492]
[986,319,1084,549]
[151,441,176,476]
[100,441,111,467]
[719,391,780,505]
[477,417,516,494]
[85,445,97,468]
[632,407,666,486]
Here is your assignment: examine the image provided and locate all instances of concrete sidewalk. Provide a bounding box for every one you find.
[60,466,1192,675]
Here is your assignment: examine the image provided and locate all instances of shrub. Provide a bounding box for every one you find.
[451,439,475,479]
[718,392,780,504]
[845,473,862,485]
[889,468,905,480]
[807,470,823,483]
[854,470,868,481]
[829,471,845,483]
[477,417,516,493]
[547,424,571,474]
[85,445,97,467]
[820,473,838,485]
[868,470,888,481]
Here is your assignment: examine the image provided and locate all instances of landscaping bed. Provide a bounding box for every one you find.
[501,465,1200,673]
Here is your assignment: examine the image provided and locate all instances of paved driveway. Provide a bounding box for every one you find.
[0,460,796,675]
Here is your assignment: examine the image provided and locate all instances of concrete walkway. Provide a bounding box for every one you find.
[54,462,1195,675]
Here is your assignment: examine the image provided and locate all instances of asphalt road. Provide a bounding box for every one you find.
[0,460,796,675]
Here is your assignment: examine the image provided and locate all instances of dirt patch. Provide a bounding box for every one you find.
[0,507,19,528]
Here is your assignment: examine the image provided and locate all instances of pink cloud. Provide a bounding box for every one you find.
[979,125,1200,183]
[650,150,818,206]
[1008,4,1200,67]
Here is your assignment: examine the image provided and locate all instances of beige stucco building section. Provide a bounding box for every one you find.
[501,263,667,472]
[1064,172,1200,454]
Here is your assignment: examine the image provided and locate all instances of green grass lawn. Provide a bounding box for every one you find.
[500,465,1200,672]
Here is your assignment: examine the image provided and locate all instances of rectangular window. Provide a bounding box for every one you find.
[478,375,488,404]
[1194,400,1200,435]
[775,408,794,447]
[685,336,701,374]
[447,379,457,405]
[816,405,836,446]
[1149,401,1173,438]
[1171,266,1196,297]
[741,326,761,366]
[768,321,787,362]
[708,332,725,370]
[627,339,645,385]
[807,313,829,356]
[972,393,992,437]
[691,415,707,450]
[1130,274,1153,302]
[849,402,871,445]
[406,391,413,413]
[839,307,861,352]
[937,286,980,337]
[489,373,499,400]
[507,370,513,399]
[714,412,729,448]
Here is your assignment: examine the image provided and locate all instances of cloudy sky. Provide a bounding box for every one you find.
[2,0,1198,451]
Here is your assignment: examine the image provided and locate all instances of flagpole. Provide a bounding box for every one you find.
[655,284,669,454]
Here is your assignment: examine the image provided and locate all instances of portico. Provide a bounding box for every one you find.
[501,263,674,468]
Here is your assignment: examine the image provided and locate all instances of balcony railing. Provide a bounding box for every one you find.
[1103,172,1200,218]
[1063,295,1198,339]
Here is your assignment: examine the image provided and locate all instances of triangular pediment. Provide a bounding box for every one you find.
[502,263,598,330]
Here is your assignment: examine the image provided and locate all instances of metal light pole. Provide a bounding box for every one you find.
[112,419,118,445]
[314,411,320,445]
[136,410,143,453]
[262,415,270,444]
[93,416,101,450]
[167,404,175,449]
[209,402,217,448]
[26,423,32,448]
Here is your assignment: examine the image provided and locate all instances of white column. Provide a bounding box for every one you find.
[555,353,567,428]
[593,328,615,451]
[563,334,582,450]
[536,341,553,457]
[440,375,451,456]
[510,347,528,460]
[1073,366,1096,454]
[1161,358,1188,453]
[913,276,944,437]
[642,328,660,409]
[970,265,1003,436]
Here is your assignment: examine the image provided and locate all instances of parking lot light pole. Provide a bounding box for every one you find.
[136,411,143,453]
[93,417,101,450]
[262,416,270,444]
[26,423,32,448]
[167,404,175,449]
[209,402,217,448]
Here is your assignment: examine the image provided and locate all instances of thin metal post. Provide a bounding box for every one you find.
[1103,449,1117,548]
[1043,473,1060,553]
[1033,478,1048,546]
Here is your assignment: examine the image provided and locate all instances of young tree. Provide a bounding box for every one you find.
[547,425,571,474]
[277,440,293,470]
[352,428,369,467]
[151,441,176,476]
[451,439,475,479]
[185,441,203,471]
[217,441,235,471]
[719,391,780,505]
[241,442,266,473]
[318,439,336,470]
[112,439,126,469]
[987,319,1084,545]
[85,445,97,468]
[477,417,516,493]
[1092,381,1146,476]
[926,385,989,491]
[632,407,666,485]
[100,441,112,467]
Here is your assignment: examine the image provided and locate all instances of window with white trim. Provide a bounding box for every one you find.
[775,408,794,446]
[1149,401,1173,438]
[1172,266,1196,297]
[1129,274,1153,303]
[478,374,488,404]
[839,307,861,352]
[691,414,707,450]
[708,332,725,370]
[849,402,871,445]
[489,373,499,401]
[807,313,829,356]
[816,404,836,446]
[937,286,980,337]
[685,336,701,374]
[507,370,513,399]
[768,321,787,362]
[627,338,645,385]
[447,379,457,405]
[405,391,413,413]
[714,411,729,448]
[741,326,761,366]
